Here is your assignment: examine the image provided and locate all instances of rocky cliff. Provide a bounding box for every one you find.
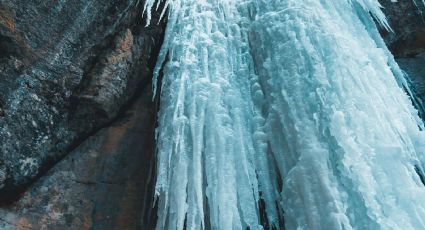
[0,0,164,229]
[380,0,425,112]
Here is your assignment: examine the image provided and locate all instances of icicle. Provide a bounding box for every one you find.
[143,0,168,26]
[349,0,391,30]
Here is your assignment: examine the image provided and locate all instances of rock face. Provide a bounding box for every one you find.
[380,0,425,58]
[0,84,157,229]
[0,0,165,198]
[379,0,425,117]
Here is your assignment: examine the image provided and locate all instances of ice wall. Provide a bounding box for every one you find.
[144,0,425,229]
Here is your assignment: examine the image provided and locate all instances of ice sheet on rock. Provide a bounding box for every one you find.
[144,0,425,229]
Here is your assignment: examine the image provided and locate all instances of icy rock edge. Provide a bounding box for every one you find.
[144,0,425,229]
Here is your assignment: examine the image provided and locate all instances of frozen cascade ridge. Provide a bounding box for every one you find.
[144,0,425,229]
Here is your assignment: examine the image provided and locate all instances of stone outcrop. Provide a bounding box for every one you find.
[0,84,157,229]
[380,0,425,58]
[380,0,425,118]
[0,0,164,199]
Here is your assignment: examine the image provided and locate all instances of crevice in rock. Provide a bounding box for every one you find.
[0,68,157,205]
[0,99,4,117]
[0,34,21,60]
[414,165,425,186]
[0,0,166,205]
[72,179,125,186]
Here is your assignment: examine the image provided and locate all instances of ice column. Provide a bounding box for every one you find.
[145,0,281,229]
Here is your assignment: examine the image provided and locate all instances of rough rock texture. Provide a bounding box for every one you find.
[380,0,425,58]
[0,84,157,229]
[0,0,165,198]
[380,0,425,116]
[397,54,425,104]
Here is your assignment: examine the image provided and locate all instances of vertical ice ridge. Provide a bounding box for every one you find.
[349,0,390,30]
[149,0,271,229]
[251,0,425,229]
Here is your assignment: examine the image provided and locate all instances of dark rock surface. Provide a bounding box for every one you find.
[397,54,425,103]
[0,0,165,198]
[380,1,425,115]
[0,84,157,229]
[380,0,425,58]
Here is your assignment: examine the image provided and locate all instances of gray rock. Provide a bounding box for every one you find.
[380,0,425,57]
[379,1,425,118]
[0,83,157,229]
[397,54,425,100]
[0,0,165,198]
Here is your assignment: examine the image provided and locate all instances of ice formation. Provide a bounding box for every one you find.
[144,0,425,229]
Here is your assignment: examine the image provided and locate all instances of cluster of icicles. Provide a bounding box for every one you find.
[144,0,425,229]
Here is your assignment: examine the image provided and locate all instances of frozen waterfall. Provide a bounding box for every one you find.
[144,0,425,229]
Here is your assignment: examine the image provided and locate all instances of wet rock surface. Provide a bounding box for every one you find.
[0,0,164,198]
